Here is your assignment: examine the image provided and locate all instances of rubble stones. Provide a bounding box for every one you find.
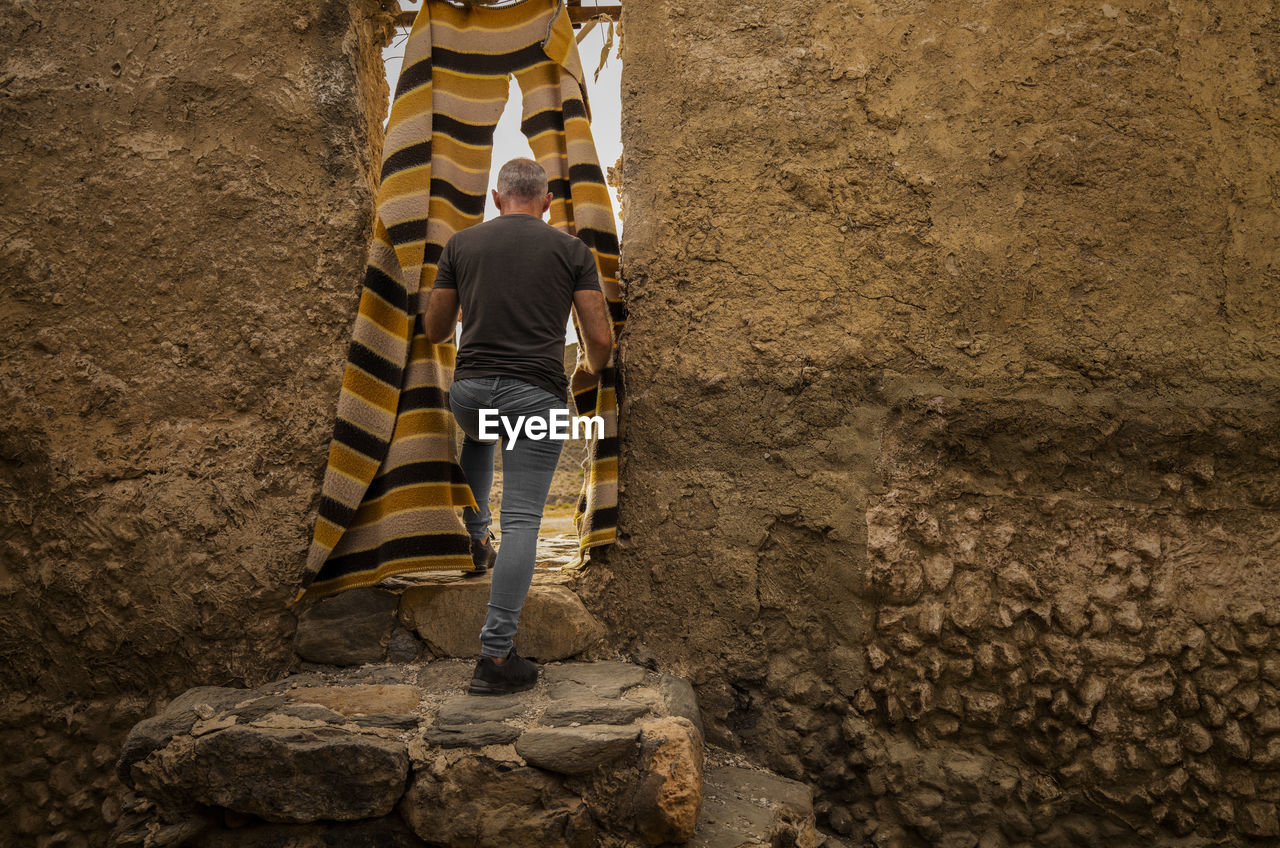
[680,488,1280,845]
[514,724,640,774]
[423,721,521,748]
[116,658,747,846]
[542,660,647,696]
[635,717,705,844]
[658,673,706,737]
[285,684,421,717]
[292,588,399,666]
[398,580,604,660]
[193,815,428,848]
[399,756,597,848]
[117,687,253,787]
[188,726,409,822]
[435,693,528,725]
[1239,801,1280,838]
[688,764,819,848]
[541,694,652,726]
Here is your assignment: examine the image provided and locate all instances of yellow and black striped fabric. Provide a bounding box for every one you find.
[291,0,621,605]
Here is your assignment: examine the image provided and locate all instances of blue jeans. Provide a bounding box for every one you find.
[448,375,567,658]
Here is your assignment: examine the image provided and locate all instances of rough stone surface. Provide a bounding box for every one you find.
[543,661,648,696]
[116,687,258,786]
[658,673,706,738]
[400,755,597,848]
[115,658,801,847]
[575,0,1280,844]
[689,764,818,848]
[515,724,640,775]
[635,717,705,845]
[146,725,409,823]
[193,815,429,848]
[541,694,652,727]
[399,579,605,660]
[435,693,530,725]
[285,684,420,717]
[423,721,522,748]
[293,589,399,666]
[386,626,425,664]
[0,1,395,843]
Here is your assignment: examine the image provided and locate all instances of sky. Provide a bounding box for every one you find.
[381,1,623,226]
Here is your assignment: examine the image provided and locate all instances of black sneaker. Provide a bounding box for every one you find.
[467,647,540,695]
[463,532,496,577]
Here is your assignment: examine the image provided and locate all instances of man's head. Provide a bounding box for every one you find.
[492,158,552,217]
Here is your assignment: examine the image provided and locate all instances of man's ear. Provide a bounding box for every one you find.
[542,192,552,214]
[492,188,503,213]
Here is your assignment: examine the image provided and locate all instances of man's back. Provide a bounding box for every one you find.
[434,213,600,401]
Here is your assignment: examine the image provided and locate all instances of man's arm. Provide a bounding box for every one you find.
[423,287,459,344]
[573,287,614,375]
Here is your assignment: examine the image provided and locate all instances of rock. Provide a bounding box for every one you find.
[1119,663,1175,711]
[116,687,254,787]
[1250,735,1280,767]
[1261,656,1280,686]
[541,695,651,727]
[658,673,705,738]
[183,726,408,823]
[948,573,992,633]
[399,580,604,660]
[386,626,424,663]
[399,755,596,848]
[963,691,1003,727]
[635,717,704,845]
[350,714,421,731]
[111,811,217,848]
[1080,639,1146,667]
[1239,801,1280,838]
[274,701,343,721]
[872,558,924,604]
[1197,666,1239,697]
[996,563,1041,599]
[293,588,399,666]
[922,554,954,592]
[1218,722,1249,763]
[285,684,421,717]
[1054,596,1090,637]
[424,721,522,748]
[542,661,647,697]
[515,725,639,774]
[192,814,429,847]
[436,693,529,725]
[687,764,818,848]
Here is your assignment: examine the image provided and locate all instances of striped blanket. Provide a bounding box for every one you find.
[291,0,621,605]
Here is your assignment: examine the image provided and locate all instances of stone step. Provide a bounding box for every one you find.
[293,572,604,667]
[690,763,821,848]
[112,658,817,848]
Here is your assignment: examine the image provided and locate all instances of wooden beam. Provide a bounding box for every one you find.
[394,5,619,28]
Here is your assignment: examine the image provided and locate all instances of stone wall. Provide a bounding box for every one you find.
[0,1,392,842]
[583,1,1280,844]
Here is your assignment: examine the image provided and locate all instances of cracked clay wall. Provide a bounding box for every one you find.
[1,1,393,842]
[581,1,1280,845]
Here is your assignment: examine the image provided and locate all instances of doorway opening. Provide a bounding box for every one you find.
[380,0,624,561]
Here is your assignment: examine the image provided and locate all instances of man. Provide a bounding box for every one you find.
[424,158,614,695]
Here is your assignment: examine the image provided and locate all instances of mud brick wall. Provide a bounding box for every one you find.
[583,1,1280,844]
[0,2,392,842]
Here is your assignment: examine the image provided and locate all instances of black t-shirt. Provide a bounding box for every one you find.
[432,213,601,400]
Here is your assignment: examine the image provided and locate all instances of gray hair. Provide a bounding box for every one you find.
[495,158,548,203]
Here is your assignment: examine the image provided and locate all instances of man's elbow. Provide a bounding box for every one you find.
[426,321,454,345]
